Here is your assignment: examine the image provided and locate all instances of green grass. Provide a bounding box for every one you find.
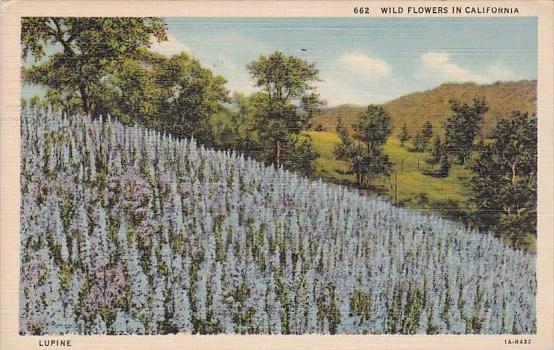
[306,130,474,216]
[305,131,351,182]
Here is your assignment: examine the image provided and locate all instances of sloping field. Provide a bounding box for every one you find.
[20,108,535,335]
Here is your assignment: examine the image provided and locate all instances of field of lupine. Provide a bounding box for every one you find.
[20,108,536,335]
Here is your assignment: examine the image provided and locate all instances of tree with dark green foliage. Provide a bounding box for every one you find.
[334,118,366,187]
[247,51,323,170]
[21,17,168,118]
[334,117,353,157]
[438,153,451,177]
[289,136,319,177]
[335,106,391,188]
[210,92,260,154]
[420,121,434,149]
[428,135,443,165]
[102,52,167,125]
[354,105,392,153]
[412,132,426,152]
[22,18,230,145]
[470,112,537,248]
[92,50,228,144]
[399,123,410,147]
[155,52,229,144]
[444,98,488,164]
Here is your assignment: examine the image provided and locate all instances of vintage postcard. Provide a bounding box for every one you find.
[1,1,553,349]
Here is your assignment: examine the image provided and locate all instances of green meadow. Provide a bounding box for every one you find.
[306,130,474,219]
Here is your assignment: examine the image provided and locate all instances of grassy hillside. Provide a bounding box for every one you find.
[307,131,473,217]
[312,80,537,136]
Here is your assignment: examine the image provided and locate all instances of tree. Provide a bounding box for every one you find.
[353,105,392,189]
[156,53,229,144]
[247,51,323,169]
[353,105,391,153]
[22,18,232,144]
[103,50,167,126]
[335,118,368,187]
[438,153,451,177]
[288,136,319,177]
[97,49,229,143]
[210,92,259,153]
[105,51,229,143]
[444,98,488,164]
[428,135,443,165]
[420,121,434,149]
[399,123,410,147]
[335,106,391,188]
[334,117,353,160]
[22,17,167,117]
[470,112,537,247]
[412,132,425,152]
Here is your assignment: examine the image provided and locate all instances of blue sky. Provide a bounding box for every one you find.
[151,17,537,106]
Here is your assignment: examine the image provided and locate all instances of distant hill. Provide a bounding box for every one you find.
[312,80,537,136]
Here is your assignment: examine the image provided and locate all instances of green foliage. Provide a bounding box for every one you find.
[104,50,229,144]
[438,153,451,177]
[22,17,167,117]
[421,136,450,178]
[353,105,392,151]
[333,117,354,164]
[444,98,488,164]
[399,123,409,147]
[428,135,443,165]
[334,118,359,184]
[22,18,230,145]
[103,51,167,125]
[411,121,433,152]
[350,289,371,323]
[209,92,260,153]
[420,121,434,148]
[247,51,323,170]
[401,287,423,334]
[411,132,425,152]
[287,136,319,177]
[470,112,537,247]
[155,53,230,143]
[334,106,391,188]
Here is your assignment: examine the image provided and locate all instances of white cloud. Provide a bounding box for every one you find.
[317,75,359,106]
[338,52,391,77]
[318,73,412,106]
[151,34,190,56]
[315,52,406,105]
[210,56,258,96]
[420,52,515,83]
